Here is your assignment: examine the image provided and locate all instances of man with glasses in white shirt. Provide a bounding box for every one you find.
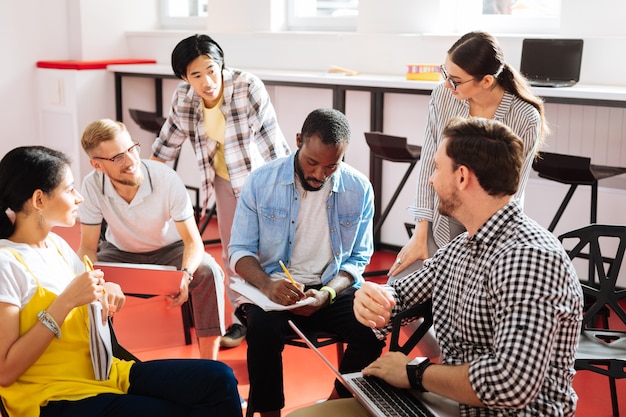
[77,119,225,361]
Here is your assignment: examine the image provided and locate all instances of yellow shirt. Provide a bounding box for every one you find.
[0,248,133,417]
[203,98,229,180]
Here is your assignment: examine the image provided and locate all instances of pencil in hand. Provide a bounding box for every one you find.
[83,255,94,271]
[278,260,297,285]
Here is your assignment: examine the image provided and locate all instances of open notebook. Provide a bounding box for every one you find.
[288,320,459,417]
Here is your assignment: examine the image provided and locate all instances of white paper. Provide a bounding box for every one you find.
[231,277,315,311]
[88,302,113,380]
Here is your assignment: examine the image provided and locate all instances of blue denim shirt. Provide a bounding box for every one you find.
[229,153,374,286]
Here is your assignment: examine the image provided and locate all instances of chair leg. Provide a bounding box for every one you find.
[181,300,193,345]
[549,184,577,232]
[336,342,344,363]
[609,376,619,417]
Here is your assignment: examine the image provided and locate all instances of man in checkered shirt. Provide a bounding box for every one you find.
[289,116,584,417]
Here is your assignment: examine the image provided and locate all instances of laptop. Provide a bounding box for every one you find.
[288,320,459,417]
[94,262,183,296]
[520,38,584,88]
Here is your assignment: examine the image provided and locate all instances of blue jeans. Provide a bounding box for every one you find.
[40,359,242,417]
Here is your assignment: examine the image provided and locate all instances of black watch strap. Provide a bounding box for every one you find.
[406,358,433,392]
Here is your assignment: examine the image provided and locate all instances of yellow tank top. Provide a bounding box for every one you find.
[203,98,230,180]
[0,247,133,417]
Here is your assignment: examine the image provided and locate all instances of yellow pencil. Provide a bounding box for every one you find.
[83,255,94,271]
[278,260,297,286]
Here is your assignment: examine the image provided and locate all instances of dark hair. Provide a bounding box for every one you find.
[171,34,225,79]
[448,31,548,145]
[442,117,523,197]
[300,108,351,146]
[0,146,71,238]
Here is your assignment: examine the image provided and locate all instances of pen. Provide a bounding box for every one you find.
[279,260,297,286]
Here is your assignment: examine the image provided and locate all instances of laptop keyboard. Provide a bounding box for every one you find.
[352,375,436,417]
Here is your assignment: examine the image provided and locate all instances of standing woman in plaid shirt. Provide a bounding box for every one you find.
[151,34,291,348]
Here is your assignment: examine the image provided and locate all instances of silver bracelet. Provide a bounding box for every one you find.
[182,268,194,282]
[37,310,61,339]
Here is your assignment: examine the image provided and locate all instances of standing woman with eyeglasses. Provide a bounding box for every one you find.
[388,32,547,355]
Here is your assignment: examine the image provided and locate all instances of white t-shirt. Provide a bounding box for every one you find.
[79,160,195,253]
[0,234,83,309]
[282,178,333,286]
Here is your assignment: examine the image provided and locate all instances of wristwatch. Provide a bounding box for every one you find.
[406,357,432,392]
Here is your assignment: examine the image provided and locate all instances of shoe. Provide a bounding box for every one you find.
[220,323,246,348]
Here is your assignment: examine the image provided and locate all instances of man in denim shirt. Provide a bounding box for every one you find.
[229,108,385,417]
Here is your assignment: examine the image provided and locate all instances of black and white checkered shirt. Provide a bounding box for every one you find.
[381,201,583,416]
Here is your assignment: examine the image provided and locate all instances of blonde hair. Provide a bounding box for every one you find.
[81,119,128,156]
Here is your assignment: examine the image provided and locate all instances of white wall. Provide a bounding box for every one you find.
[0,1,69,158]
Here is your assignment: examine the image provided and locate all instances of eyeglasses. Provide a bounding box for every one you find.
[92,143,140,166]
[440,65,475,91]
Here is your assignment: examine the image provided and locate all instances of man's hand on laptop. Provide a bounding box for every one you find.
[354,282,395,328]
[362,351,412,389]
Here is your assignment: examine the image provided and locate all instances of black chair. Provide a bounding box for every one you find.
[559,224,626,417]
[389,299,434,355]
[533,151,626,232]
[0,318,138,417]
[364,132,422,277]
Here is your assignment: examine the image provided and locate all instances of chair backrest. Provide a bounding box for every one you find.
[389,300,433,355]
[558,224,626,328]
[533,151,594,183]
[0,397,7,417]
[364,132,421,163]
[109,317,141,362]
[128,109,166,135]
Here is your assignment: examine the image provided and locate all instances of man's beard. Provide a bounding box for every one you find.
[110,168,143,187]
[111,177,142,187]
[437,190,460,218]
[294,150,327,192]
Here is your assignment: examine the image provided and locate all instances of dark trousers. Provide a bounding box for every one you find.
[243,286,385,412]
[40,359,242,417]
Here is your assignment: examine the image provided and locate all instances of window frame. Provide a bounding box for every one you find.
[449,0,560,34]
[287,0,358,32]
[159,0,208,30]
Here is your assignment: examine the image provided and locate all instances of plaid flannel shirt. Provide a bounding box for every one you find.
[152,67,290,211]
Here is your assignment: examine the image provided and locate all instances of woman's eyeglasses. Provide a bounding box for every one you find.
[92,143,141,166]
[439,65,474,91]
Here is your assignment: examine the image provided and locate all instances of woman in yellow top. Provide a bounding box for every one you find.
[0,146,242,417]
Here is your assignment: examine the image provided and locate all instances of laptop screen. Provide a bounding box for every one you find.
[520,39,584,86]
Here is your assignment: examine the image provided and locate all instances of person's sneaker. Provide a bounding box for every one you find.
[220,323,246,348]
